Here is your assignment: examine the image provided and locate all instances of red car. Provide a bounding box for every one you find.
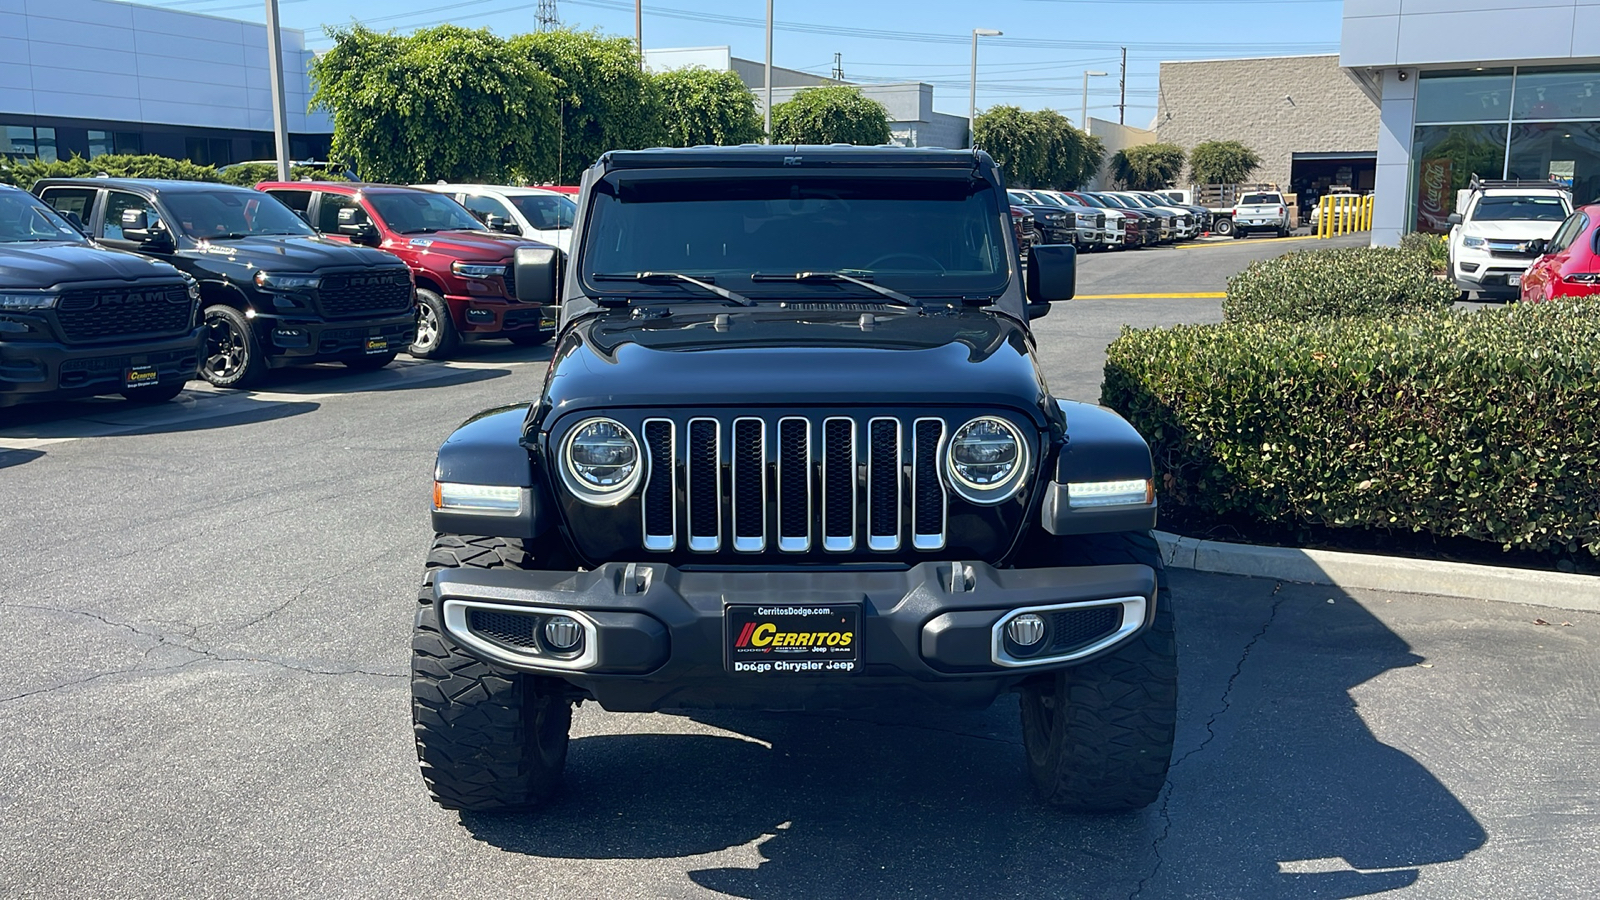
[257,182,558,357]
[1521,203,1600,302]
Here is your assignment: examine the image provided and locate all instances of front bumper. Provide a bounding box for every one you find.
[427,560,1157,711]
[1453,255,1532,294]
[0,327,204,407]
[254,310,415,365]
[445,295,557,337]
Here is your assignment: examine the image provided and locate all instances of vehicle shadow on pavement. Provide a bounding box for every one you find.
[460,575,1486,899]
[0,447,44,469]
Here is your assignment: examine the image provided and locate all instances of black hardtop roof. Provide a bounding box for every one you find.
[32,177,261,195]
[599,145,990,172]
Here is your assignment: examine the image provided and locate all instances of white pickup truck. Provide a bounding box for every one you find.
[1446,181,1572,299]
[1230,191,1292,239]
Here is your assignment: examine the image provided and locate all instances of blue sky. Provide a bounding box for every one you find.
[134,0,1346,128]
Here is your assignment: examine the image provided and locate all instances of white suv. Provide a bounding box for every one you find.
[412,184,576,253]
[1447,184,1572,299]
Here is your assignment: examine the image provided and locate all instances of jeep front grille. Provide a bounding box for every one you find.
[316,271,413,318]
[55,284,191,344]
[638,413,948,554]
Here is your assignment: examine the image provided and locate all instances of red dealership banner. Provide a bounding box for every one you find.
[1416,157,1453,234]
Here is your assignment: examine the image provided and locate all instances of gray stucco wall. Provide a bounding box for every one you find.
[1156,54,1379,187]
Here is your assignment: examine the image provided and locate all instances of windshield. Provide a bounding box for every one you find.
[1473,195,1568,222]
[1100,194,1139,210]
[583,176,1010,300]
[1071,193,1108,209]
[509,193,577,230]
[0,191,85,243]
[368,191,484,234]
[163,190,315,239]
[1032,192,1070,208]
[1240,193,1281,205]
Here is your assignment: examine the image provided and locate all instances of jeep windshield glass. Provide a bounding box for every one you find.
[162,190,316,239]
[369,192,484,234]
[0,191,89,243]
[1473,195,1568,222]
[581,176,1010,300]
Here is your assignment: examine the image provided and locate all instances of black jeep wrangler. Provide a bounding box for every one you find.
[415,147,1175,812]
[1,184,202,410]
[34,179,415,388]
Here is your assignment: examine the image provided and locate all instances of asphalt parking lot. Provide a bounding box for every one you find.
[3,233,1595,900]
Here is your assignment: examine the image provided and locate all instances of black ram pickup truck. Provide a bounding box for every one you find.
[1,184,202,410]
[414,146,1175,813]
[34,179,415,388]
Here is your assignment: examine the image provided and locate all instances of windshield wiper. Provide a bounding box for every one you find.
[750,271,918,307]
[591,271,754,306]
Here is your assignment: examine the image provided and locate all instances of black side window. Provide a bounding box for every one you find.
[40,187,97,224]
[316,194,367,233]
[268,190,312,214]
[101,191,162,241]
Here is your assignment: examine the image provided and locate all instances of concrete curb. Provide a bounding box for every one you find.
[1155,531,1600,613]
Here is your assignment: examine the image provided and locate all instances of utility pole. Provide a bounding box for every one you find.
[1118,47,1127,125]
[635,0,643,70]
[764,0,773,141]
[831,52,843,82]
[968,28,1001,150]
[536,0,559,31]
[263,0,290,181]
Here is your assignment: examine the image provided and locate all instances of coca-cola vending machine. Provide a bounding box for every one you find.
[1416,157,1453,233]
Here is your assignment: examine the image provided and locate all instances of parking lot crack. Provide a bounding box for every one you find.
[1130,581,1288,900]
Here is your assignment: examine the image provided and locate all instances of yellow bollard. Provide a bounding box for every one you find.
[1318,195,1331,239]
[1365,195,1374,231]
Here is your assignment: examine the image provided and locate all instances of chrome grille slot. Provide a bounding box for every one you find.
[822,417,856,552]
[732,418,766,552]
[868,417,901,551]
[913,418,947,550]
[687,418,720,552]
[778,417,811,552]
[641,419,676,551]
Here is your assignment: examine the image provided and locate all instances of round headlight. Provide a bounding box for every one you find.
[561,418,642,504]
[946,416,1028,503]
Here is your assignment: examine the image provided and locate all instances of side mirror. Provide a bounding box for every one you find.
[483,214,521,235]
[1446,212,1463,225]
[513,245,560,305]
[337,209,379,245]
[1026,243,1076,307]
[120,208,172,249]
[1529,238,1548,256]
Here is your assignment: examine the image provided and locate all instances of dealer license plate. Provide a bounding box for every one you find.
[726,604,859,676]
[1509,274,1522,287]
[365,337,388,355]
[123,365,158,389]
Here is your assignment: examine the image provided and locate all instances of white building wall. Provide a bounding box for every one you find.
[0,0,328,133]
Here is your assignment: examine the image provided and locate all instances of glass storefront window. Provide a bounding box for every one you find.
[1513,67,1600,121]
[1416,69,1515,124]
[1,125,57,162]
[1507,121,1600,204]
[1410,124,1508,233]
[88,130,142,158]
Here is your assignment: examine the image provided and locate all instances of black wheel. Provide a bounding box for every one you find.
[199,305,266,389]
[507,330,553,347]
[1232,228,1246,239]
[412,533,574,811]
[119,380,187,403]
[342,351,399,372]
[409,289,459,360]
[1015,530,1177,812]
[1278,225,1292,238]
[1212,217,1233,236]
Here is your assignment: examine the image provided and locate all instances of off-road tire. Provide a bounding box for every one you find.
[412,533,573,811]
[507,330,553,347]
[1015,530,1177,812]
[409,289,459,360]
[120,381,187,403]
[342,351,399,372]
[199,304,266,389]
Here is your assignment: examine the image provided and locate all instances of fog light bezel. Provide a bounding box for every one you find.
[991,597,1148,668]
[441,599,598,671]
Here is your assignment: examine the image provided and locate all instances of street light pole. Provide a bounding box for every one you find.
[968,28,1001,149]
[764,0,774,141]
[264,0,291,181]
[636,0,643,70]
[1081,70,1108,132]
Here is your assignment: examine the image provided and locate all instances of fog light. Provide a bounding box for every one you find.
[1007,613,1046,647]
[544,615,582,651]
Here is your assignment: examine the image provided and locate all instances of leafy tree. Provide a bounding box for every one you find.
[655,67,764,147]
[1110,143,1186,190]
[1188,140,1262,185]
[310,25,557,184]
[510,30,664,183]
[973,106,1102,189]
[770,86,892,146]
[214,162,348,187]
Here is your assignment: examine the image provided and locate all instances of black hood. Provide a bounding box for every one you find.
[186,234,403,273]
[540,306,1051,426]
[0,240,184,289]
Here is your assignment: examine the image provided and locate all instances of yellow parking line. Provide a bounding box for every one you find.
[1075,292,1226,299]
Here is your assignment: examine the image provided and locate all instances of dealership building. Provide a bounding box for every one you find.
[0,0,330,167]
[1342,0,1600,244]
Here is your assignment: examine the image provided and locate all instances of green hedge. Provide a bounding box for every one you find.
[0,155,342,192]
[1103,300,1600,555]
[1223,246,1457,324]
[1400,231,1450,276]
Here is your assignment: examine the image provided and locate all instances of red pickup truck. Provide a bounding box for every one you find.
[257,182,558,358]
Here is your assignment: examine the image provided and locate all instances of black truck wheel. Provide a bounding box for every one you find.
[409,289,459,360]
[1015,530,1177,812]
[120,381,187,403]
[199,305,266,389]
[412,534,572,811]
